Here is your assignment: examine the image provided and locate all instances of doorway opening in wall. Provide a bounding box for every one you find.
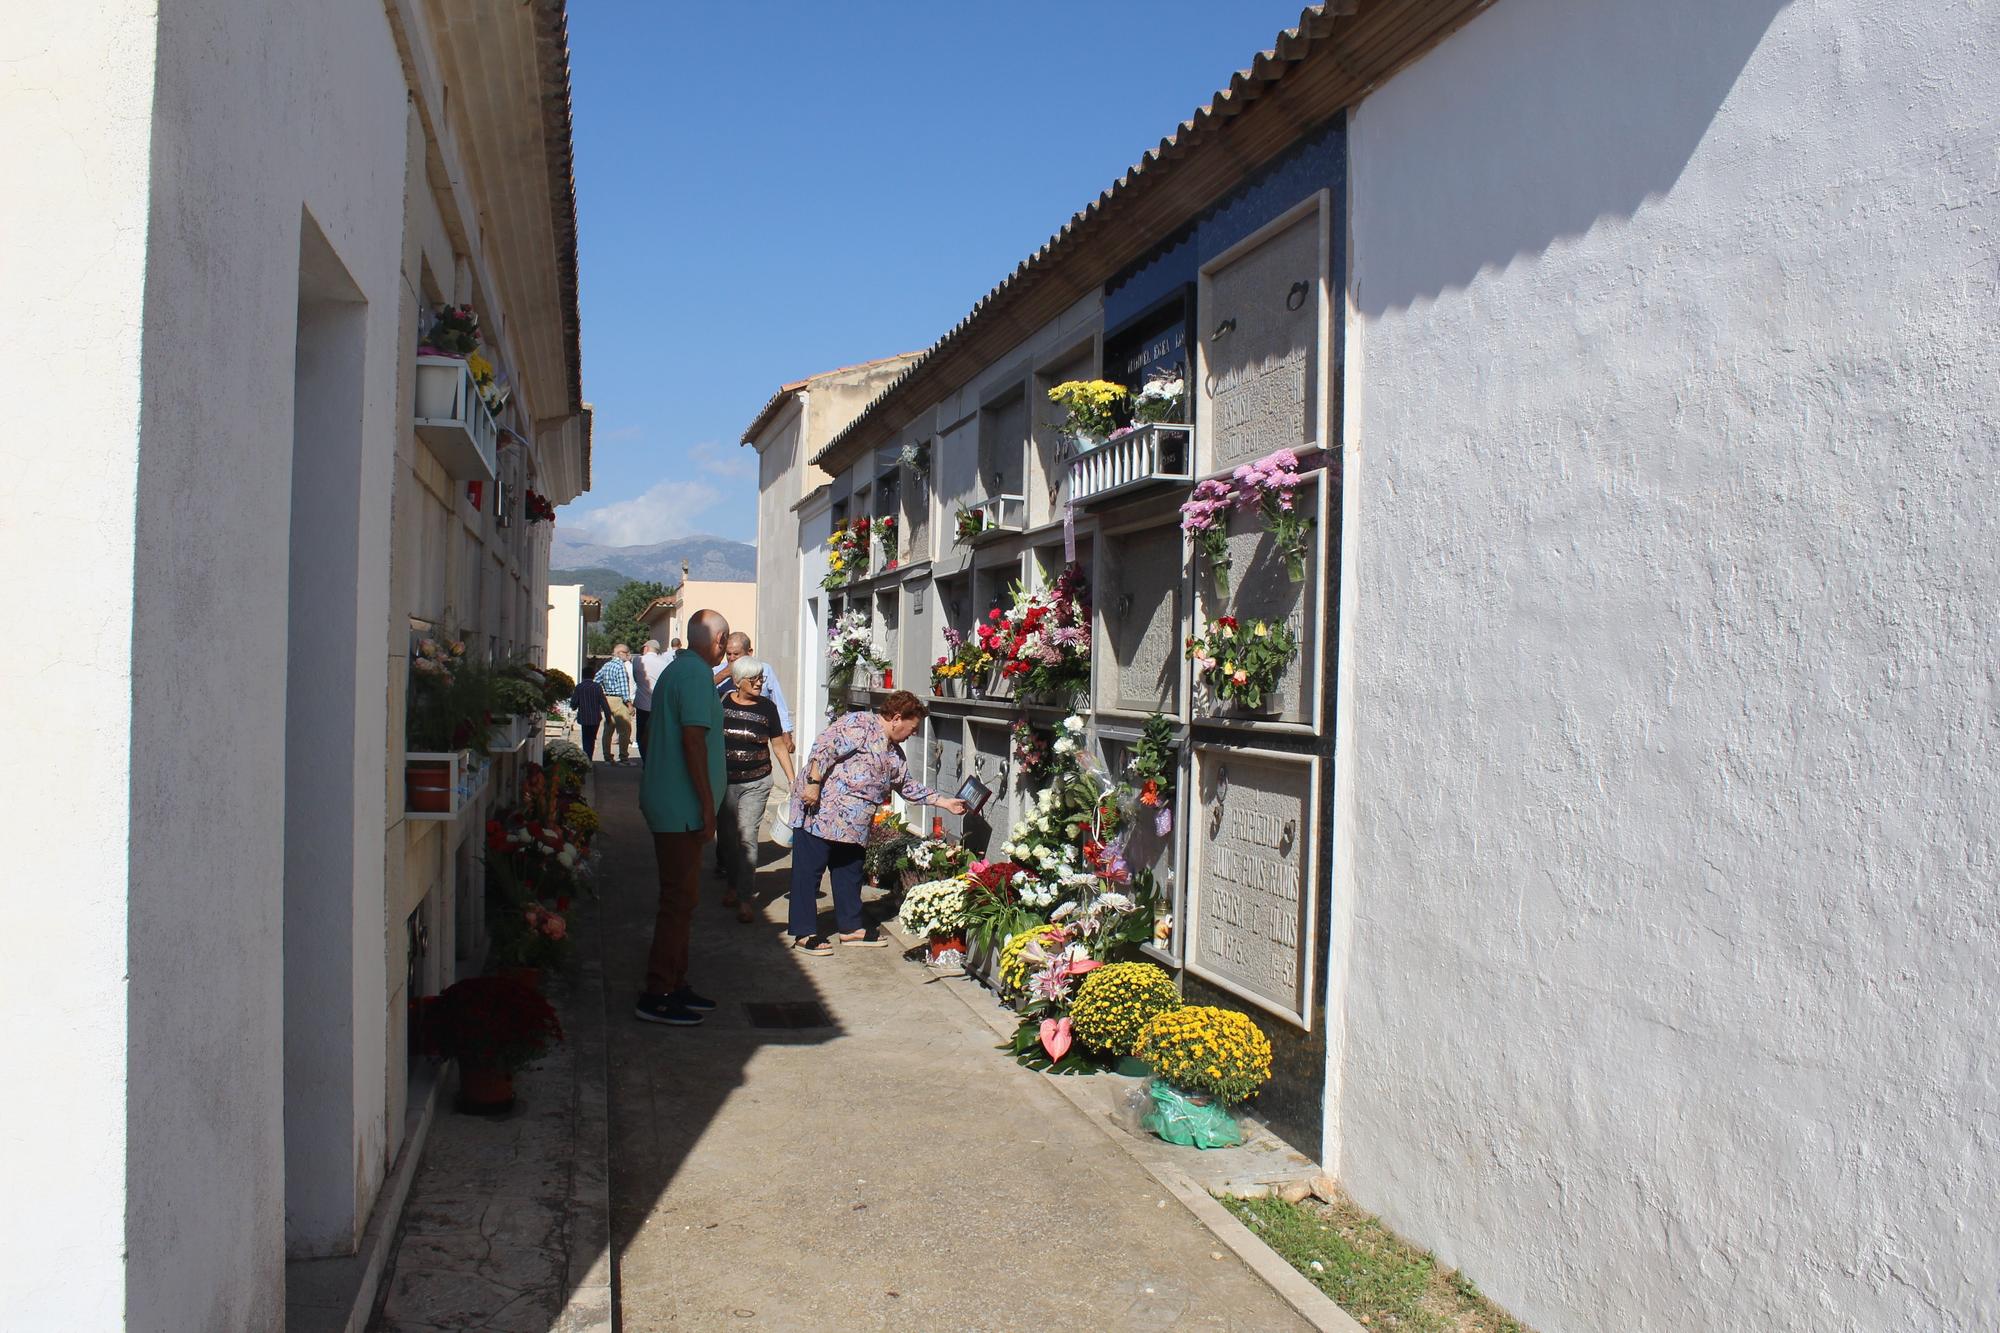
[282,210,371,1259]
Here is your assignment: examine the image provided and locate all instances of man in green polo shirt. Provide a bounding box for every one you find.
[636,608,729,1025]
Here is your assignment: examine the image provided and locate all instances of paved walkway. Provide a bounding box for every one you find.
[594,761,1309,1331]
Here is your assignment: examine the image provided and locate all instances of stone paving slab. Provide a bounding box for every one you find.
[369,901,613,1331]
[592,762,1310,1332]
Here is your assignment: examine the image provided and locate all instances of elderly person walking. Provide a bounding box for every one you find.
[633,638,672,766]
[786,691,967,954]
[594,644,637,765]
[634,610,729,1026]
[716,657,794,924]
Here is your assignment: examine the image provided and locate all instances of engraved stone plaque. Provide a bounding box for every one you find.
[1101,524,1184,717]
[1186,747,1316,1026]
[902,577,930,693]
[1202,210,1321,473]
[968,721,1014,848]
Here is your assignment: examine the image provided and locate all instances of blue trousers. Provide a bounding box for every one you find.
[788,825,865,938]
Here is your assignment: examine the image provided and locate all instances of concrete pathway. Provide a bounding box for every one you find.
[594,761,1310,1331]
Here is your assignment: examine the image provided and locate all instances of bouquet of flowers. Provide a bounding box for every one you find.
[863,808,917,883]
[954,508,986,545]
[414,975,562,1072]
[1135,1005,1273,1104]
[408,638,499,753]
[826,610,886,692]
[898,440,930,479]
[524,489,557,523]
[1126,711,1177,835]
[898,878,970,939]
[874,515,899,569]
[490,900,572,971]
[1070,961,1182,1056]
[423,303,480,357]
[1179,477,1237,596]
[899,836,972,881]
[1185,615,1298,712]
[822,516,871,590]
[1010,719,1054,785]
[965,859,1036,952]
[975,563,1091,703]
[1047,379,1128,446]
[1233,449,1314,580]
[1132,369,1186,425]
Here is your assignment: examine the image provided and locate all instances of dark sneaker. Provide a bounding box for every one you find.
[634,993,703,1026]
[668,986,717,1012]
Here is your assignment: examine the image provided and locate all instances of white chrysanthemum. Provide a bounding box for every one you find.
[1053,737,1075,756]
[1063,715,1085,734]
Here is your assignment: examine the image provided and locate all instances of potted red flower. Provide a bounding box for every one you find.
[414,975,563,1114]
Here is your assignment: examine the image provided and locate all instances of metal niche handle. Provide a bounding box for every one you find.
[1286,280,1310,311]
[1116,592,1135,618]
[1211,316,1237,341]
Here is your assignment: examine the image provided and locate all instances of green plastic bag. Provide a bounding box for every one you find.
[1141,1079,1243,1149]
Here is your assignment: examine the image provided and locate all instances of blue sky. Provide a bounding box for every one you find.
[559,1,1309,548]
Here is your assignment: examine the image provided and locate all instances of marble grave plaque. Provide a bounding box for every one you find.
[1103,524,1184,716]
[1203,211,1321,473]
[1199,476,1319,724]
[1187,747,1316,1026]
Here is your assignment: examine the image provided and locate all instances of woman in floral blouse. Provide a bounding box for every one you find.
[787,691,967,954]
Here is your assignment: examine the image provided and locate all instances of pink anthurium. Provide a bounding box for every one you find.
[1039,1016,1074,1062]
[1070,958,1102,976]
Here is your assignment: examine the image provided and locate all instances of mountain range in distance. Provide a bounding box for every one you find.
[550,533,757,598]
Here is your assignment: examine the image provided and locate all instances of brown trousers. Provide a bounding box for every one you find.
[646,829,707,994]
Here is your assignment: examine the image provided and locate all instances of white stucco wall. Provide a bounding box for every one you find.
[123,0,406,1321]
[547,583,587,681]
[754,400,806,726]
[1338,1,2000,1329]
[0,5,158,1324]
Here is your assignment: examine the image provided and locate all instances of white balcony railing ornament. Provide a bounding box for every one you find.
[1062,423,1192,505]
[966,493,1027,536]
[413,354,500,482]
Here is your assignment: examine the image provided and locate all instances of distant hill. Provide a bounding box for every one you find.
[548,565,634,601]
[550,533,756,584]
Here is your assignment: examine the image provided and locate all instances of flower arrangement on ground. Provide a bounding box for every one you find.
[873,514,898,570]
[544,738,591,793]
[974,563,1091,702]
[1135,1005,1273,1104]
[898,877,970,939]
[954,507,986,545]
[823,515,871,590]
[1070,962,1182,1056]
[1179,477,1237,596]
[415,975,563,1073]
[1132,369,1186,425]
[422,303,480,357]
[964,860,1034,953]
[1186,615,1298,712]
[862,808,917,885]
[561,800,599,840]
[1235,448,1314,580]
[1047,379,1128,447]
[899,836,972,883]
[491,899,572,972]
[826,609,887,695]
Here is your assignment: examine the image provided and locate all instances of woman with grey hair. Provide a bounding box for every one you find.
[716,656,794,923]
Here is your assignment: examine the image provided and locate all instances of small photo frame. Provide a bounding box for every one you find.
[956,774,993,816]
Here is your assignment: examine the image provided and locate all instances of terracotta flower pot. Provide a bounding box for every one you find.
[457,1063,515,1115]
[927,933,967,961]
[407,761,451,812]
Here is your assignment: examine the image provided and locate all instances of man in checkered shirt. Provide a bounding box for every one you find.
[594,645,636,763]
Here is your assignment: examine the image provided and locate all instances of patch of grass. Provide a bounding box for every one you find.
[1223,1189,1531,1333]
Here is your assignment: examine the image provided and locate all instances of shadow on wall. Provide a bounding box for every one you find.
[1354,0,1790,316]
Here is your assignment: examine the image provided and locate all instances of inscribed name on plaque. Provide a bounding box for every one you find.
[1189,749,1314,1024]
[1203,210,1321,473]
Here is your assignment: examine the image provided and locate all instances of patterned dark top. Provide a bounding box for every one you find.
[721,693,783,784]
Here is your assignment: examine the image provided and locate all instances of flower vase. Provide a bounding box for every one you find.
[457,1063,516,1116]
[1283,546,1309,582]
